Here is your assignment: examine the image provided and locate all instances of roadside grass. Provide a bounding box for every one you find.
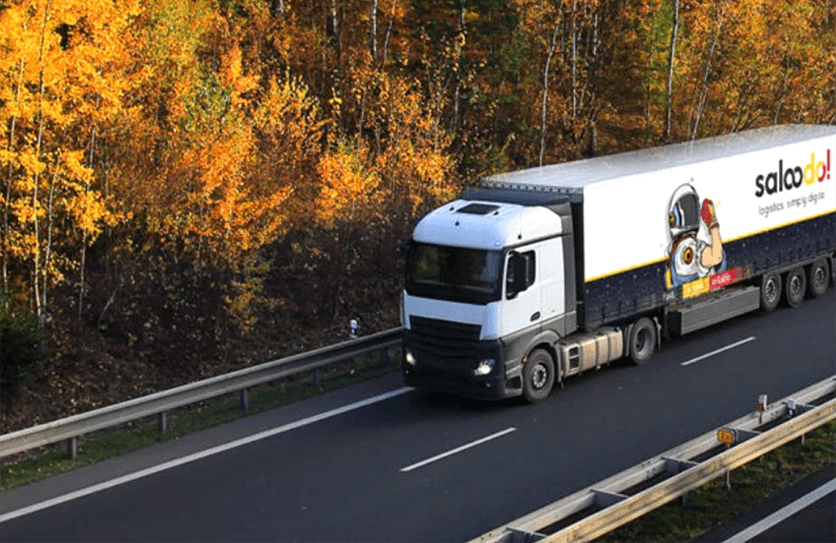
[596,419,836,543]
[0,349,401,492]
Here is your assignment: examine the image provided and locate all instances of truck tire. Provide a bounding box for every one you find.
[759,272,781,312]
[523,349,555,403]
[807,258,830,299]
[628,317,656,365]
[784,267,806,308]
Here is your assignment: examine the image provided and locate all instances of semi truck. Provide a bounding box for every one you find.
[400,124,836,402]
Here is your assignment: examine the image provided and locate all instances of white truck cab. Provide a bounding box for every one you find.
[402,189,580,401]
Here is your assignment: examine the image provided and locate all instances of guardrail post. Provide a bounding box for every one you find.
[67,437,78,459]
[313,368,321,388]
[158,412,168,433]
[380,347,390,368]
[240,389,250,410]
[722,443,732,490]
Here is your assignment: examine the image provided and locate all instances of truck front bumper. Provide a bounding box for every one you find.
[401,332,521,400]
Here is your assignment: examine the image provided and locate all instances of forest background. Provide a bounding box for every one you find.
[0,0,834,433]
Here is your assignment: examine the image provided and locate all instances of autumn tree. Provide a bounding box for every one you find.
[668,0,835,140]
[104,0,329,332]
[0,0,133,321]
[506,0,609,163]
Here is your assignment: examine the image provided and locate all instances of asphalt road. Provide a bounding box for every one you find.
[1,289,833,543]
[696,463,835,543]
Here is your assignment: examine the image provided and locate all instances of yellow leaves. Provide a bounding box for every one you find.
[329,94,343,118]
[16,150,47,178]
[72,191,107,238]
[669,0,835,133]
[219,44,258,107]
[0,0,142,309]
[314,66,457,230]
[142,0,215,68]
[316,142,383,228]
[143,66,310,269]
[60,149,92,185]
[256,74,322,136]
[224,278,260,334]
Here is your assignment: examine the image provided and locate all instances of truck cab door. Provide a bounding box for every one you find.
[502,248,541,337]
[538,236,565,327]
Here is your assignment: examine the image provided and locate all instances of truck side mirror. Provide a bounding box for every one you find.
[398,239,410,257]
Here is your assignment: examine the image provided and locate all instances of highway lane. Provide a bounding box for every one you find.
[749,479,835,543]
[695,463,836,543]
[1,288,833,542]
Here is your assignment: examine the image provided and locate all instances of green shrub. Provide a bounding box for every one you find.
[0,291,48,398]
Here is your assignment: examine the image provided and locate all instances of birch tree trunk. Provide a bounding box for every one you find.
[2,61,24,292]
[32,0,54,322]
[540,23,561,166]
[369,0,378,62]
[664,0,680,142]
[78,127,96,319]
[692,0,729,141]
[271,0,284,17]
[382,0,397,65]
[328,0,342,84]
[452,0,466,133]
[43,170,56,318]
[570,1,578,121]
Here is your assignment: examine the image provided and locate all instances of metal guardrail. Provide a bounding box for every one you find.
[470,375,836,543]
[0,327,404,460]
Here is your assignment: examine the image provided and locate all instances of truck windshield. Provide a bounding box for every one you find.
[406,243,503,304]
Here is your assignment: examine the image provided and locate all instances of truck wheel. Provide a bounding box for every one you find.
[759,272,781,312]
[784,267,806,308]
[807,258,830,299]
[629,317,656,365]
[523,349,555,403]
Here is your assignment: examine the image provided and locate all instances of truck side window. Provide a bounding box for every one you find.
[523,251,536,286]
[506,256,516,296]
[506,250,536,298]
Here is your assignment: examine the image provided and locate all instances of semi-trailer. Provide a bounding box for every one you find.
[400,124,836,402]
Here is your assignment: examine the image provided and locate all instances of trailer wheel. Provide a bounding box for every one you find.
[807,258,830,299]
[523,349,555,403]
[629,317,656,365]
[784,267,806,308]
[759,272,781,312]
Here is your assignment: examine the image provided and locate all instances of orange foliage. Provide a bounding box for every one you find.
[0,0,135,315]
[316,140,382,228]
[1,0,833,329]
[673,0,835,137]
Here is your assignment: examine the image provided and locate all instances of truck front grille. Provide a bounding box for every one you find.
[409,316,481,360]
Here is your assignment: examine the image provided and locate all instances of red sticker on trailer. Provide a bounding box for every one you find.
[709,267,743,290]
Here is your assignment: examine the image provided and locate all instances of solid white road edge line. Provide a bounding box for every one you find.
[0,386,414,524]
[681,336,757,367]
[400,427,517,473]
[720,477,836,543]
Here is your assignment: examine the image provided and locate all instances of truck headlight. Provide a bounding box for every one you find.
[405,348,417,366]
[473,358,495,376]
